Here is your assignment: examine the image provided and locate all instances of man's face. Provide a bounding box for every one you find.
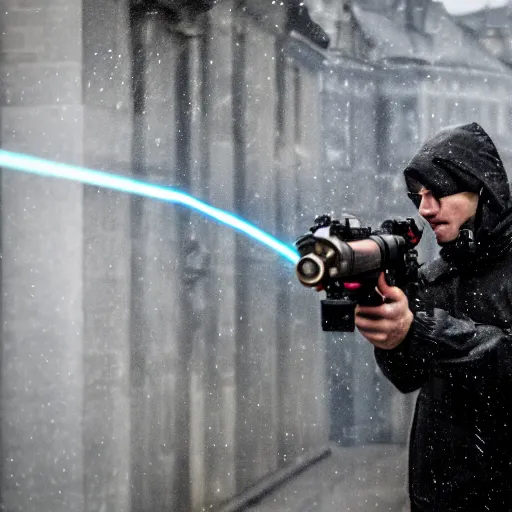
[410,187,479,243]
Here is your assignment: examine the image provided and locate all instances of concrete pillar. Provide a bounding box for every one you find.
[0,1,133,511]
[82,0,133,511]
[129,8,191,512]
[0,1,85,511]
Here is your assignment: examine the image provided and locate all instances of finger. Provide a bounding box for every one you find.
[355,316,390,333]
[357,330,388,345]
[357,303,397,320]
[356,302,387,316]
[376,272,391,296]
[357,312,383,321]
[376,272,404,303]
[356,328,394,349]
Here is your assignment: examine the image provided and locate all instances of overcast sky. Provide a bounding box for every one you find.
[440,0,508,15]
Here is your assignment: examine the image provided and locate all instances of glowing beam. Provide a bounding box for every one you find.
[0,150,300,265]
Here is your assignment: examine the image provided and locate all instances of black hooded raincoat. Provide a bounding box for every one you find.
[375,123,512,511]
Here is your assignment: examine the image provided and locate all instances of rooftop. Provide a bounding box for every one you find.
[350,0,509,71]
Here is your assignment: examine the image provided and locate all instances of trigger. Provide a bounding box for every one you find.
[385,272,395,287]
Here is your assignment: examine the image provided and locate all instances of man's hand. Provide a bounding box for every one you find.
[355,272,413,350]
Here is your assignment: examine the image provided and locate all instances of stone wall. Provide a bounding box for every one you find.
[0,1,329,511]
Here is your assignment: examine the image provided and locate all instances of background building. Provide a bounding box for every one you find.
[455,2,512,67]
[0,1,511,511]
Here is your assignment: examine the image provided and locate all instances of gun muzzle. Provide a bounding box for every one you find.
[296,253,326,286]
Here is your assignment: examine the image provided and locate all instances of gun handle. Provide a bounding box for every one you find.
[358,288,385,307]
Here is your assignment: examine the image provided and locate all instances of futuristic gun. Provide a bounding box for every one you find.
[295,215,423,332]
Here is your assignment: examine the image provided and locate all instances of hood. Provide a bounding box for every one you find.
[404,122,512,264]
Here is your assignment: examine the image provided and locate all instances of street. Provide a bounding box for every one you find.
[248,444,409,512]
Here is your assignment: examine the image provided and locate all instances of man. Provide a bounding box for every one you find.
[355,122,512,511]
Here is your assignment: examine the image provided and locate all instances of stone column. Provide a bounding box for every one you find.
[0,1,134,511]
[82,0,133,510]
[0,1,85,511]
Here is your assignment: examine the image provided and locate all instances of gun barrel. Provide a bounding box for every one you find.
[340,239,383,276]
[296,238,384,287]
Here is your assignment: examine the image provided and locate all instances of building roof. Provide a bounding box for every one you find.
[455,5,512,32]
[351,1,509,72]
[453,4,512,67]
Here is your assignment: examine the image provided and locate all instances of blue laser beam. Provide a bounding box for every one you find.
[0,150,300,265]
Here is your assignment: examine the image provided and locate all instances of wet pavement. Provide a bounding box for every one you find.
[247,444,410,512]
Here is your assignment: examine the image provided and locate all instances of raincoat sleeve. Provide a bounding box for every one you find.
[374,308,512,393]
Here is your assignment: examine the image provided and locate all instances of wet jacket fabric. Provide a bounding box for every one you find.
[375,123,512,511]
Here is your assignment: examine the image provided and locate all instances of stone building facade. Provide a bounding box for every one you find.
[0,1,328,511]
[1,1,512,511]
